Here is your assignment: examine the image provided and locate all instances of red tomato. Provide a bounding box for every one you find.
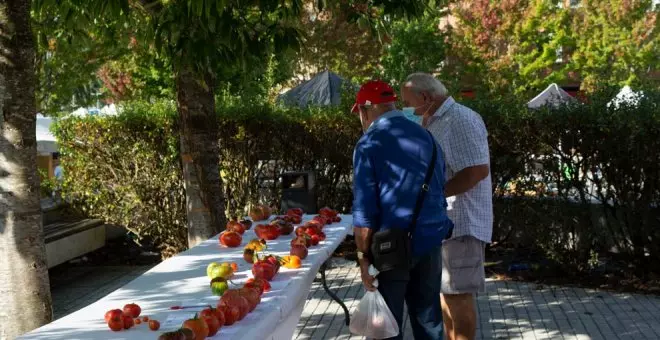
[318,232,327,241]
[183,317,209,340]
[142,316,149,322]
[243,281,263,296]
[252,261,277,281]
[104,309,123,323]
[290,236,307,248]
[263,224,280,240]
[311,235,320,246]
[287,208,304,216]
[295,226,308,237]
[122,314,134,329]
[216,305,239,326]
[201,314,221,336]
[219,231,242,247]
[200,307,225,328]
[228,223,246,235]
[306,219,325,229]
[319,207,337,218]
[264,255,279,269]
[239,287,261,312]
[245,277,271,294]
[305,225,322,236]
[123,303,141,318]
[134,318,141,325]
[148,320,160,331]
[254,224,268,239]
[226,219,245,234]
[107,316,123,331]
[290,244,308,259]
[220,294,249,320]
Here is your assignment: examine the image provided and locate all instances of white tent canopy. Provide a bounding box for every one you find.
[527,83,577,109]
[608,86,644,109]
[36,114,57,155]
[100,103,118,116]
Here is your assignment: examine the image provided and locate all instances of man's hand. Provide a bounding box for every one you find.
[359,261,377,291]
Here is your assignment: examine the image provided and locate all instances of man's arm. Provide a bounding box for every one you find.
[443,112,490,198]
[352,142,379,291]
[444,164,489,198]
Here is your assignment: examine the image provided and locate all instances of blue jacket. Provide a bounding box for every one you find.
[352,110,453,257]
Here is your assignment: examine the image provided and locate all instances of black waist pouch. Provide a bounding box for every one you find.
[370,228,412,272]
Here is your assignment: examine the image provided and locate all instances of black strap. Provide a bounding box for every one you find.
[409,130,438,237]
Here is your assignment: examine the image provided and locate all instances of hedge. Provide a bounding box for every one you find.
[53,101,360,257]
[53,89,660,269]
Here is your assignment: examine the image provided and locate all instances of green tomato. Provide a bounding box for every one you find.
[207,262,221,279]
[210,278,229,296]
[210,264,233,280]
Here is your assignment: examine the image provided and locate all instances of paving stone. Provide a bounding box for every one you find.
[49,259,660,340]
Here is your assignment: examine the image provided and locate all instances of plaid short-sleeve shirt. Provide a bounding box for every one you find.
[425,97,493,243]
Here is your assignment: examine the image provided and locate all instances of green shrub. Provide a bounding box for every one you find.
[54,101,360,257]
[471,89,660,271]
[54,89,660,268]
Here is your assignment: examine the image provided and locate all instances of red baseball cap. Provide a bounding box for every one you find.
[351,80,397,113]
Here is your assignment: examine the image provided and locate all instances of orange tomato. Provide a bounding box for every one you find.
[149,320,160,331]
[230,262,238,272]
[281,255,302,269]
[288,255,302,269]
[134,318,141,325]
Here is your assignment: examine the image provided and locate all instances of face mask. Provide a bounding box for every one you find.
[402,107,422,125]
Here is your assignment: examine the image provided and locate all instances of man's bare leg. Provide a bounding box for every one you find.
[441,293,454,340]
[441,293,476,340]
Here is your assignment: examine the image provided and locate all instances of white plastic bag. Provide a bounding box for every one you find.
[349,280,399,339]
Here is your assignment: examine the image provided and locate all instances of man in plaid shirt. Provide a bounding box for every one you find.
[400,73,493,340]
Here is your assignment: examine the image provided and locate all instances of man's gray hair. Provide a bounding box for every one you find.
[404,73,449,97]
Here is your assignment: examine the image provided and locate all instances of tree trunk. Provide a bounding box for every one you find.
[0,0,54,338]
[175,64,226,247]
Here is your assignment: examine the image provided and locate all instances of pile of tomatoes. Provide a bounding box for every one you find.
[161,278,271,339]
[104,303,160,332]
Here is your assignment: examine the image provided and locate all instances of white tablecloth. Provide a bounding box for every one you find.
[20,215,353,340]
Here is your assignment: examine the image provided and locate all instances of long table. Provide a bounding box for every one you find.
[20,215,353,340]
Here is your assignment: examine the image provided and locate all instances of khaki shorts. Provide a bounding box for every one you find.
[441,236,486,294]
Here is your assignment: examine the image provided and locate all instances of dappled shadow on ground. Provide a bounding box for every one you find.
[486,246,660,295]
[295,265,660,340]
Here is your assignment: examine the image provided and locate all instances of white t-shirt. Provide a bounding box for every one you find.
[425,97,493,243]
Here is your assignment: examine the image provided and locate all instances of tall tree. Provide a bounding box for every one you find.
[568,0,658,91]
[0,0,53,338]
[379,13,449,85]
[292,1,385,82]
[445,0,658,95]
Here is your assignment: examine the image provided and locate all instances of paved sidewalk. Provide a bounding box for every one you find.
[49,260,660,339]
[50,265,152,320]
[295,259,660,340]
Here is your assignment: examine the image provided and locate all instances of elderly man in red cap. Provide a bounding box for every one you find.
[351,80,453,339]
